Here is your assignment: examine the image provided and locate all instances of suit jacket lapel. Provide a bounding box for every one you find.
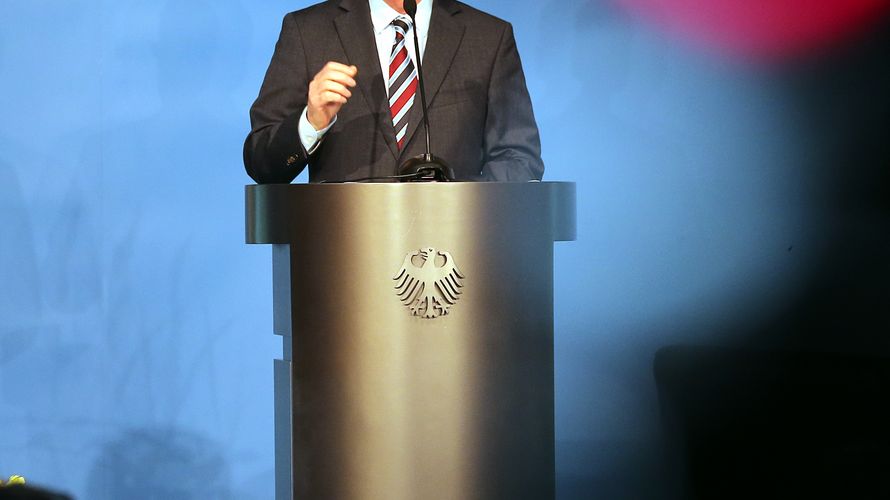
[335,0,400,161]
[400,0,465,158]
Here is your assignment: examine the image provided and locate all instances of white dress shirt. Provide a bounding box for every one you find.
[298,0,433,153]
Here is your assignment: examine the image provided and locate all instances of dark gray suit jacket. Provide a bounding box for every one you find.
[244,0,544,183]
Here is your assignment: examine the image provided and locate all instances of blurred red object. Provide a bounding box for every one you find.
[616,0,890,60]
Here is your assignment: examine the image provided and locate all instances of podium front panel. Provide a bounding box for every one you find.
[247,182,575,500]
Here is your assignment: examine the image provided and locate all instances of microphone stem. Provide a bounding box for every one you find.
[408,13,432,157]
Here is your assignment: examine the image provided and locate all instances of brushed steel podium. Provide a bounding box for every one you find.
[246,182,575,500]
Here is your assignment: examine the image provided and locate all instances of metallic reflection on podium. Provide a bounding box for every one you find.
[246,182,576,499]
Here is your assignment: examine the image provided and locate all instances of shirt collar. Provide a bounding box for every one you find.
[369,0,433,36]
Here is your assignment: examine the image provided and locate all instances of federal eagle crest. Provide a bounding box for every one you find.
[393,247,465,319]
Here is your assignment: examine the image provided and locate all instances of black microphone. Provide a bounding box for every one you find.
[398,0,455,182]
[403,0,417,16]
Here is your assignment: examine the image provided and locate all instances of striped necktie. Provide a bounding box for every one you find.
[388,19,418,149]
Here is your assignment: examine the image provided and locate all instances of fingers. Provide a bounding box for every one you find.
[323,90,347,105]
[314,62,358,88]
[324,71,357,89]
[319,80,352,99]
[322,61,358,77]
[309,80,351,107]
[316,68,357,89]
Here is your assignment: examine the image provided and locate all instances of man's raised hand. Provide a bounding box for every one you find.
[307,62,358,130]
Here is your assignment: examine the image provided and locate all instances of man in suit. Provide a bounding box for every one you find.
[244,0,544,183]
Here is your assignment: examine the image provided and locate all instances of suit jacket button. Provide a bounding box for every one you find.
[286,155,297,165]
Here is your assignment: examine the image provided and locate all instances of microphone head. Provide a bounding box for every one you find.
[403,0,417,17]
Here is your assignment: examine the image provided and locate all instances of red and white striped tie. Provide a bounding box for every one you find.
[388,19,418,149]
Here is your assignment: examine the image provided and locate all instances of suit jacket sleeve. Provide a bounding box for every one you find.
[479,23,545,182]
[244,13,311,184]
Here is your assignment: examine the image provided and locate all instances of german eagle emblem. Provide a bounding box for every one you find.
[393,247,465,319]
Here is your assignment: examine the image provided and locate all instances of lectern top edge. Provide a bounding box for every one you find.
[245,181,576,244]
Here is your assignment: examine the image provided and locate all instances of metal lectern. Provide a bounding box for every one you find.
[246,182,576,500]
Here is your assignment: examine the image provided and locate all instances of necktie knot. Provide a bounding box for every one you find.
[392,18,411,37]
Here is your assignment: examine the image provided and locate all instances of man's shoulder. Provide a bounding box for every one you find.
[451,1,507,23]
[285,0,342,23]
[450,1,511,30]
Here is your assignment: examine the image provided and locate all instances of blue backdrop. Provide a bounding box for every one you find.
[2,1,888,498]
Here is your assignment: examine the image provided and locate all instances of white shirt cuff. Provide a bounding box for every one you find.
[299,107,336,154]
